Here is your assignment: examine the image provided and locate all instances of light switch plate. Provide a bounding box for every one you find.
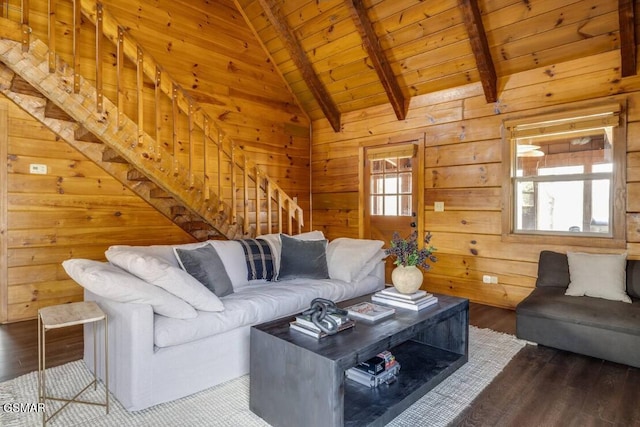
[29,164,47,175]
[434,201,444,212]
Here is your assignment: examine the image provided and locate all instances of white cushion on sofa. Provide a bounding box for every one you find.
[208,240,250,290]
[106,241,209,268]
[106,249,224,312]
[326,238,385,283]
[565,252,631,303]
[62,259,197,319]
[153,274,383,347]
[354,249,387,282]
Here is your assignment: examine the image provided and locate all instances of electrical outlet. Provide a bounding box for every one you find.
[29,164,47,175]
[434,201,444,212]
[483,275,498,284]
[293,196,298,204]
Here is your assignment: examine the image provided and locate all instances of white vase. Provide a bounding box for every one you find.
[391,265,424,294]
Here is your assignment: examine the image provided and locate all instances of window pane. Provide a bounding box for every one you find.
[591,179,610,233]
[516,128,612,178]
[399,173,412,193]
[384,175,398,194]
[515,178,610,235]
[384,158,398,172]
[371,159,384,174]
[399,195,412,216]
[398,157,412,171]
[370,176,384,195]
[370,196,383,215]
[384,196,397,215]
[536,181,583,232]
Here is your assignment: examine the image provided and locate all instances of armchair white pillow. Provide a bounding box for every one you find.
[565,252,631,303]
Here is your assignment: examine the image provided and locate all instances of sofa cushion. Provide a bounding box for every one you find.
[62,259,197,319]
[278,234,329,280]
[536,250,570,288]
[517,287,640,336]
[237,239,275,281]
[153,274,384,347]
[106,241,209,268]
[106,249,224,312]
[174,245,234,298]
[565,252,631,303]
[326,238,385,283]
[208,240,250,290]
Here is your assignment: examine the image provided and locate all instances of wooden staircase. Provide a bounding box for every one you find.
[0,0,303,241]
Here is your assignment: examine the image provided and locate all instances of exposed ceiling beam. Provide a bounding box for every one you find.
[345,0,408,121]
[458,0,497,103]
[619,0,637,77]
[256,0,341,132]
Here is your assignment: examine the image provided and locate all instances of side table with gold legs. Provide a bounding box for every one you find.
[38,301,109,426]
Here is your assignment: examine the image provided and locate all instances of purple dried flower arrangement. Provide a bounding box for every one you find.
[385,221,437,271]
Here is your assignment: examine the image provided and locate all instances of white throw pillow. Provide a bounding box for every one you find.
[208,240,251,290]
[106,241,209,268]
[565,252,631,303]
[106,249,224,312]
[353,249,387,282]
[326,238,385,283]
[62,259,197,318]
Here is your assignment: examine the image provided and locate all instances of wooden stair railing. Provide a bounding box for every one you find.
[0,0,304,240]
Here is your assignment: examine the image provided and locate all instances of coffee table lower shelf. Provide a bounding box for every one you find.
[344,340,466,426]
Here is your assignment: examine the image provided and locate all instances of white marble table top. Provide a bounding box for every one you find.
[39,301,105,329]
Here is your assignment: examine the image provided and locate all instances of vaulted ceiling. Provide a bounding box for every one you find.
[234,0,636,131]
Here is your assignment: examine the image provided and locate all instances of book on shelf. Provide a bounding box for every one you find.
[294,313,349,331]
[379,287,432,301]
[343,301,395,323]
[352,350,398,375]
[371,294,438,311]
[289,318,355,339]
[346,362,401,388]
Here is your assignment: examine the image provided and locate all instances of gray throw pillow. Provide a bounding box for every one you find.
[175,245,234,297]
[278,234,329,280]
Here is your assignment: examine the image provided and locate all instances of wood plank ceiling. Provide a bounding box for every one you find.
[233,0,635,132]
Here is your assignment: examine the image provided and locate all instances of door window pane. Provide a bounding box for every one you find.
[368,150,414,216]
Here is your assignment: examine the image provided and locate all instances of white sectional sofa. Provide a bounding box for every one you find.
[62,232,385,411]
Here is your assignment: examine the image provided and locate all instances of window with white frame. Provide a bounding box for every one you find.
[503,104,625,243]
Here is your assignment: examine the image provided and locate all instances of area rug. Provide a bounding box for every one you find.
[0,326,526,426]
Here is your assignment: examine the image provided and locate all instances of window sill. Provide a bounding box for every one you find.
[500,233,626,250]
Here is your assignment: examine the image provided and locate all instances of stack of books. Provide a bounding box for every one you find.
[289,312,355,339]
[371,287,438,311]
[346,350,401,388]
[343,301,395,323]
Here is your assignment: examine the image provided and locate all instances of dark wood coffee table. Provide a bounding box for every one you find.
[249,293,469,427]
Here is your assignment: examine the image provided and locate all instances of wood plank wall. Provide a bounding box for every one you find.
[312,50,640,309]
[19,0,311,225]
[0,97,196,323]
[98,0,311,220]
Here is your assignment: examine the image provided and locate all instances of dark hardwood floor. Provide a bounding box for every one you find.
[1,303,638,426]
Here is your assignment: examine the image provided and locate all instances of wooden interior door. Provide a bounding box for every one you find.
[362,141,423,283]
